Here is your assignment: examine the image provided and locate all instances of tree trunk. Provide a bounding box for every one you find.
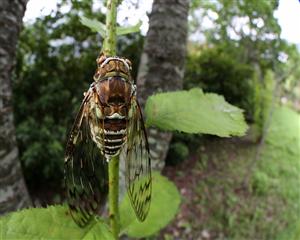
[137,0,190,171]
[0,0,31,214]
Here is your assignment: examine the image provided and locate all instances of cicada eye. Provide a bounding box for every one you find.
[97,54,107,65]
[125,59,132,70]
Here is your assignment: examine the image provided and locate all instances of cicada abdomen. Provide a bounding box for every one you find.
[64,53,152,227]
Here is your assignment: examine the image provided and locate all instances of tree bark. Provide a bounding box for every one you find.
[0,0,31,214]
[137,0,190,171]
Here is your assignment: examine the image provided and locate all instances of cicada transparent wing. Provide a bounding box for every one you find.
[64,91,108,227]
[125,97,152,221]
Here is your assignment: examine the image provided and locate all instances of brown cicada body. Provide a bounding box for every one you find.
[64,54,152,227]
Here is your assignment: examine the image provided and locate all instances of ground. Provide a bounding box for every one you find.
[160,106,300,240]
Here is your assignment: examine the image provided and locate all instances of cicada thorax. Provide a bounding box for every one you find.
[88,54,135,160]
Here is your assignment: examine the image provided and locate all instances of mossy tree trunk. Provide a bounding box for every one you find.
[0,0,32,214]
[137,0,190,171]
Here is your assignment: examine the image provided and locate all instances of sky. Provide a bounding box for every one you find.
[23,0,300,45]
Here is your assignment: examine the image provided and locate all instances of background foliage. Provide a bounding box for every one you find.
[13,0,143,188]
[8,0,300,239]
[184,47,254,120]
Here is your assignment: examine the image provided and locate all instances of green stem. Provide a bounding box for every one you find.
[103,1,120,238]
[105,2,119,238]
[103,0,118,56]
[108,155,120,239]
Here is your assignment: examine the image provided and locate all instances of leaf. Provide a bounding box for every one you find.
[80,16,141,37]
[145,88,248,137]
[120,172,181,238]
[80,16,106,37]
[0,205,113,240]
[116,21,142,35]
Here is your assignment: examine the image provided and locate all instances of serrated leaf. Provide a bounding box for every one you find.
[80,16,106,37]
[145,88,248,137]
[120,172,181,238]
[116,21,142,35]
[0,205,113,240]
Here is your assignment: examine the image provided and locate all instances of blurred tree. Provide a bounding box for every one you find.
[136,0,190,171]
[190,0,282,71]
[187,0,298,120]
[280,44,300,109]
[0,0,31,214]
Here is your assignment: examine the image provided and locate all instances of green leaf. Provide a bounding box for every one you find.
[116,21,142,35]
[145,88,248,137]
[0,205,114,240]
[80,16,106,37]
[120,172,181,238]
[80,16,141,37]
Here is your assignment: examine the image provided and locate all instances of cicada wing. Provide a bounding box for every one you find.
[125,98,152,221]
[64,92,108,227]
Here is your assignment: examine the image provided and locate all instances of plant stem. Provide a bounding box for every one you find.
[104,1,119,238]
[103,0,117,56]
[108,155,120,239]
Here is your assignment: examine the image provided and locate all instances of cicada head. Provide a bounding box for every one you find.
[94,53,133,83]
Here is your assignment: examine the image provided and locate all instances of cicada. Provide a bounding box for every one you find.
[64,53,152,227]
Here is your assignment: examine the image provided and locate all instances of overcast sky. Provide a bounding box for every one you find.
[23,0,300,45]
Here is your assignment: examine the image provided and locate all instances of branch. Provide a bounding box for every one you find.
[108,155,120,239]
[103,0,120,239]
[103,0,118,56]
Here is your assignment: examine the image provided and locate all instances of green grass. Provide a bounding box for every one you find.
[261,106,300,239]
[193,106,300,239]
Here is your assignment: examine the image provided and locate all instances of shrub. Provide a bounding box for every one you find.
[184,47,254,120]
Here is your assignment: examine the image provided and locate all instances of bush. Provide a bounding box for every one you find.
[252,69,276,136]
[184,47,254,120]
[166,142,189,166]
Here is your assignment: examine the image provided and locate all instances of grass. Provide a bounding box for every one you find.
[262,106,300,239]
[204,106,300,239]
[162,105,300,239]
